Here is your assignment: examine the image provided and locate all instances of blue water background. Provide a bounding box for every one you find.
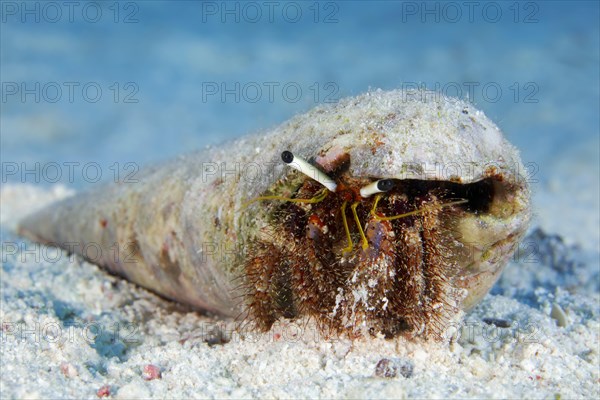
[1,1,598,190]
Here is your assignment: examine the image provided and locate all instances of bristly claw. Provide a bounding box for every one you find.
[241,146,526,339]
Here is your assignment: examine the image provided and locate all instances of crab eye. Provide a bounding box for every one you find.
[281,150,338,192]
[360,179,396,198]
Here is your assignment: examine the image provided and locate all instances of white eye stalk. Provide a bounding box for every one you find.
[281,151,338,192]
[360,179,396,198]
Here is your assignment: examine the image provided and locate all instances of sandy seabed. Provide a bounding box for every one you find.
[0,178,598,399]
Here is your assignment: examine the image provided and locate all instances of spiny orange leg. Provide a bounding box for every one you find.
[241,188,328,209]
[371,194,468,221]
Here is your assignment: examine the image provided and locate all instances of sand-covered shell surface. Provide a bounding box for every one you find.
[18,89,531,339]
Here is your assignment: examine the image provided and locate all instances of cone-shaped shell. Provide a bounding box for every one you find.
[19,89,530,337]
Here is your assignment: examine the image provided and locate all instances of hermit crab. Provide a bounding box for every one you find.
[18,89,531,339]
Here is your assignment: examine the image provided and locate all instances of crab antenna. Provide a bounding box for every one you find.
[360,179,396,198]
[281,151,338,192]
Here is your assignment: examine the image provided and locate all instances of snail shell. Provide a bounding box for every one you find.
[18,89,530,339]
